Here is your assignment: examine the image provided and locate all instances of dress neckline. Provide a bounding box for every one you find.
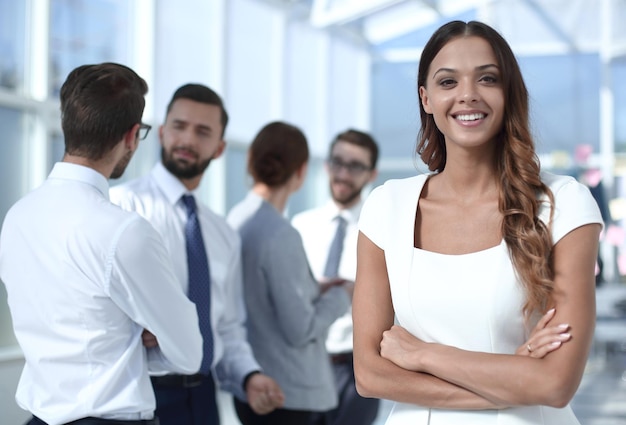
[413,239,506,257]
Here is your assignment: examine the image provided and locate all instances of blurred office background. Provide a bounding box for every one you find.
[2,0,626,423]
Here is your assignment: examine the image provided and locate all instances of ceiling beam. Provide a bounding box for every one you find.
[522,0,579,53]
[310,0,406,27]
[363,2,440,44]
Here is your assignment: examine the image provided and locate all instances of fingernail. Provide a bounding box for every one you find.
[558,333,571,339]
[547,308,556,314]
[558,323,570,329]
[550,341,562,347]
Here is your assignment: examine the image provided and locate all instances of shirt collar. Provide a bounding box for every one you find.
[49,162,110,200]
[321,198,364,224]
[151,162,197,205]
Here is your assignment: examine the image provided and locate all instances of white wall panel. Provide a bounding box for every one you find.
[284,22,330,156]
[328,38,371,140]
[154,0,226,121]
[226,0,284,143]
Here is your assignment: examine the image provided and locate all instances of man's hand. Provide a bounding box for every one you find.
[245,373,285,415]
[319,277,346,294]
[142,329,158,348]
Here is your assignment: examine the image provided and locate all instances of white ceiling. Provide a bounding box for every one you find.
[259,0,626,62]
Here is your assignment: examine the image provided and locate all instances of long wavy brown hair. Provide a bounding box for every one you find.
[416,21,555,319]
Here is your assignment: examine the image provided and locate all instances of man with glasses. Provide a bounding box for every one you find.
[0,63,203,425]
[110,84,284,425]
[292,129,380,425]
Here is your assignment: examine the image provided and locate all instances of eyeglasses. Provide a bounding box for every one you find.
[136,123,152,140]
[327,157,372,176]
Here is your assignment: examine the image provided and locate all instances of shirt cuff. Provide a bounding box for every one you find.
[242,370,262,392]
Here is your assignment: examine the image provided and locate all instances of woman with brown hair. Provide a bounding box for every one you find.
[228,121,351,425]
[353,21,603,424]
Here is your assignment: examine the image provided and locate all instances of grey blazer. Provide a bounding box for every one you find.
[227,192,350,411]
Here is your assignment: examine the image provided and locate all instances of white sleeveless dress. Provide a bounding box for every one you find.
[358,172,603,425]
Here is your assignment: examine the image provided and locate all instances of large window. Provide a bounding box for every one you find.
[0,107,28,349]
[224,145,249,213]
[0,0,136,354]
[49,0,132,96]
[0,0,26,92]
[613,60,626,152]
[0,108,29,242]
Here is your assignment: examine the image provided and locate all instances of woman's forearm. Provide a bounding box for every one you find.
[417,342,584,407]
[355,349,506,410]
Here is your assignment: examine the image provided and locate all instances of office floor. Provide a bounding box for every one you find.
[569,283,626,425]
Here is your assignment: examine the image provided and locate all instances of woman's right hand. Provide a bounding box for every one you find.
[516,308,571,358]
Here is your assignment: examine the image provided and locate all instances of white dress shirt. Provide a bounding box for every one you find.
[0,162,202,425]
[291,199,363,354]
[110,162,260,399]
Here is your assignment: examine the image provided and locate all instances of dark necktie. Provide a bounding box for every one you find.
[181,194,213,374]
[324,215,347,278]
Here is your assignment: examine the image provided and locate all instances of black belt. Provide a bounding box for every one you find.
[151,373,204,388]
[330,352,353,364]
[31,416,159,425]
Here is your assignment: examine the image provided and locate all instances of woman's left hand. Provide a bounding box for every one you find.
[380,325,426,371]
[516,308,571,358]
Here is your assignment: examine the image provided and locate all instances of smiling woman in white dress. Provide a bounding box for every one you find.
[353,20,603,425]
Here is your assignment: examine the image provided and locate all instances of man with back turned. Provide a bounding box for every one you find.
[0,62,203,425]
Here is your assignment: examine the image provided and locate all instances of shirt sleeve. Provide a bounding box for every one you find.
[213,235,261,400]
[541,176,604,245]
[358,183,388,249]
[108,215,203,375]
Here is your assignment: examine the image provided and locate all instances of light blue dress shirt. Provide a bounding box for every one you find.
[110,162,260,399]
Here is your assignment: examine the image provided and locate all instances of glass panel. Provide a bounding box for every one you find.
[0,0,26,92]
[50,132,65,167]
[0,107,26,241]
[614,60,626,151]
[288,157,324,217]
[0,107,26,349]
[49,0,131,97]
[225,146,250,213]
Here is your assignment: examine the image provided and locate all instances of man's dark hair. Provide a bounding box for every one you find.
[166,83,229,138]
[329,129,379,169]
[60,62,148,160]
